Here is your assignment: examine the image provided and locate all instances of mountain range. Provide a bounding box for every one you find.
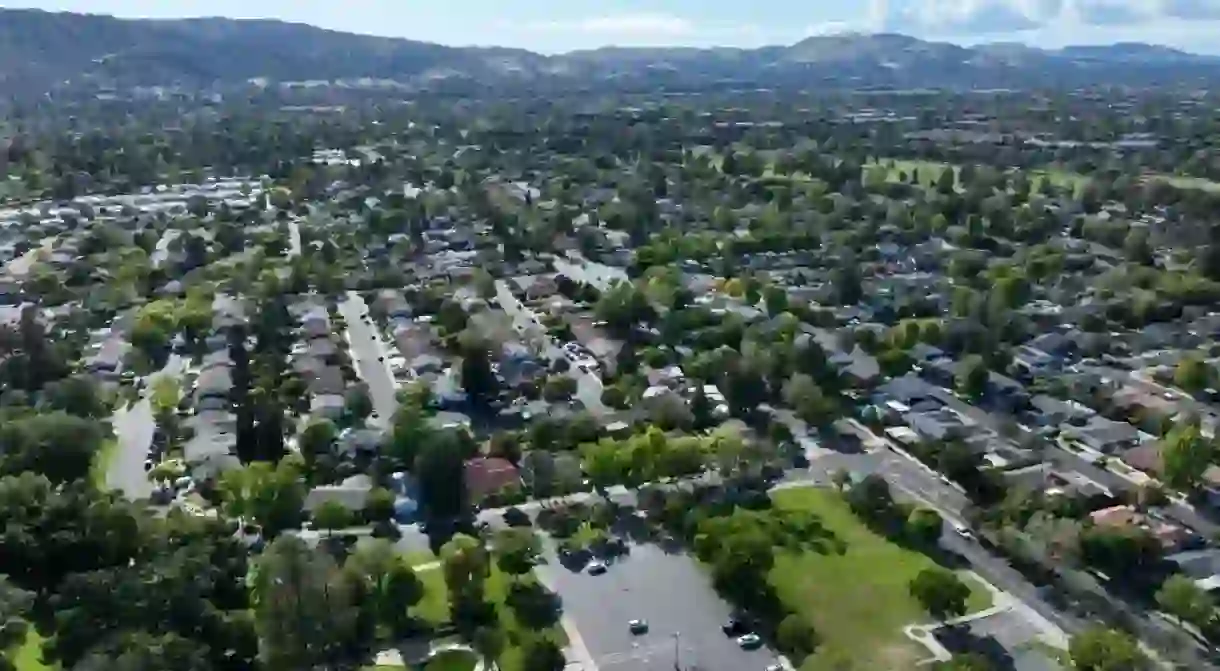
[3,8,1220,97]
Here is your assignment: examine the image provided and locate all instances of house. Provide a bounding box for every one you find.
[1067,417,1141,454]
[311,394,346,420]
[305,474,374,514]
[309,366,346,397]
[1166,549,1220,592]
[464,457,522,502]
[337,428,385,457]
[906,407,969,442]
[1028,395,1093,427]
[184,430,236,465]
[86,337,127,376]
[194,366,233,402]
[877,375,936,406]
[1089,505,1196,551]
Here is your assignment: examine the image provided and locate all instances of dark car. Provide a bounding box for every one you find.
[722,618,749,636]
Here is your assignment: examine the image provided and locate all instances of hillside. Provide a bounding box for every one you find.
[3,8,1220,97]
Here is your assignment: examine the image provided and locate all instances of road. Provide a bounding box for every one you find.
[287,219,302,257]
[107,354,186,500]
[493,278,610,415]
[151,229,180,268]
[339,291,398,428]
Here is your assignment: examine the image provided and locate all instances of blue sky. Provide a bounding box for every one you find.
[12,1,1220,53]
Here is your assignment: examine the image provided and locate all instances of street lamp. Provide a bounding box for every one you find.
[673,631,681,670]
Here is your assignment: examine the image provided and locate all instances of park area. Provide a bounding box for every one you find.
[768,488,992,671]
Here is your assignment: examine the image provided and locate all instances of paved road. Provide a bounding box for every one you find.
[493,278,610,415]
[536,542,785,671]
[339,291,398,428]
[107,354,186,500]
[287,219,302,257]
[151,229,180,268]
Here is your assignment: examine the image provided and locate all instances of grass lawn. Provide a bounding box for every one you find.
[769,488,992,671]
[403,549,438,567]
[484,567,567,671]
[414,566,451,626]
[12,629,55,671]
[1150,174,1220,193]
[90,438,118,490]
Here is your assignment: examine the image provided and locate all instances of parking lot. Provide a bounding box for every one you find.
[537,542,785,671]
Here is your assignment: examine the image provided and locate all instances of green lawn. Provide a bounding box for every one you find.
[1150,174,1220,193]
[414,566,451,626]
[769,488,992,671]
[90,438,118,490]
[484,567,567,671]
[12,629,54,671]
[413,563,566,671]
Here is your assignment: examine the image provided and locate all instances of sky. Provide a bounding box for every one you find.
[10,0,1220,54]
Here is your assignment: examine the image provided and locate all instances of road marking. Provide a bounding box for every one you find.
[597,640,678,667]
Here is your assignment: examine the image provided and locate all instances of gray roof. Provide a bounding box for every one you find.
[184,430,236,463]
[305,481,372,512]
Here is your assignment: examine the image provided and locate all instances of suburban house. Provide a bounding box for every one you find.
[305,474,374,515]
[464,457,522,503]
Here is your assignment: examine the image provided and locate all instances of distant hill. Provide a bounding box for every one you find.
[2,9,1220,97]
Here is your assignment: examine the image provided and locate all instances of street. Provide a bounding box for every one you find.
[339,291,398,427]
[493,278,610,415]
[107,354,186,500]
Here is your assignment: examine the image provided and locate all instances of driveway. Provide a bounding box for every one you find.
[107,354,185,500]
[339,291,398,427]
[536,543,784,671]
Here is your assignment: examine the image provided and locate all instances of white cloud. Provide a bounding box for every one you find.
[804,21,856,37]
[519,13,695,37]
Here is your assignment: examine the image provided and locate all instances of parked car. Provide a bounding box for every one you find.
[737,634,762,650]
[629,619,649,635]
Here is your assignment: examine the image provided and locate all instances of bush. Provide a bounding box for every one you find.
[503,507,532,527]
[776,613,819,660]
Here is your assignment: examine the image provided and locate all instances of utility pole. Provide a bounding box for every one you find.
[673,631,681,670]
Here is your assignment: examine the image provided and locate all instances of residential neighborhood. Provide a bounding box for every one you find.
[11,8,1220,671]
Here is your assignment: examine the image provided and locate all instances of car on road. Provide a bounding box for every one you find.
[766,665,783,671]
[629,619,649,634]
[721,618,749,636]
[736,634,762,650]
[951,521,974,540]
[586,560,607,575]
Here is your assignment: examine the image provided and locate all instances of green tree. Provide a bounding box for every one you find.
[908,568,970,621]
[519,633,564,671]
[415,431,470,523]
[776,613,819,660]
[472,626,506,671]
[493,528,539,577]
[0,412,106,485]
[1069,626,1149,671]
[312,500,353,534]
[253,536,367,670]
[906,508,944,546]
[218,458,305,535]
[957,355,989,399]
[1174,356,1211,394]
[1161,421,1216,492]
[441,533,489,619]
[299,418,338,464]
[460,339,498,407]
[1155,574,1214,627]
[364,487,396,524]
[345,384,374,423]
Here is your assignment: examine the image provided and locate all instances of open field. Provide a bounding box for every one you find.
[769,488,992,671]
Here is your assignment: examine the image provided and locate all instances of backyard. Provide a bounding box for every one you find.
[769,488,992,671]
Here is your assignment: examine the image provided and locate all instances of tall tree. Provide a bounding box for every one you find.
[908,568,970,621]
[253,536,368,670]
[1069,626,1149,671]
[1161,421,1215,493]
